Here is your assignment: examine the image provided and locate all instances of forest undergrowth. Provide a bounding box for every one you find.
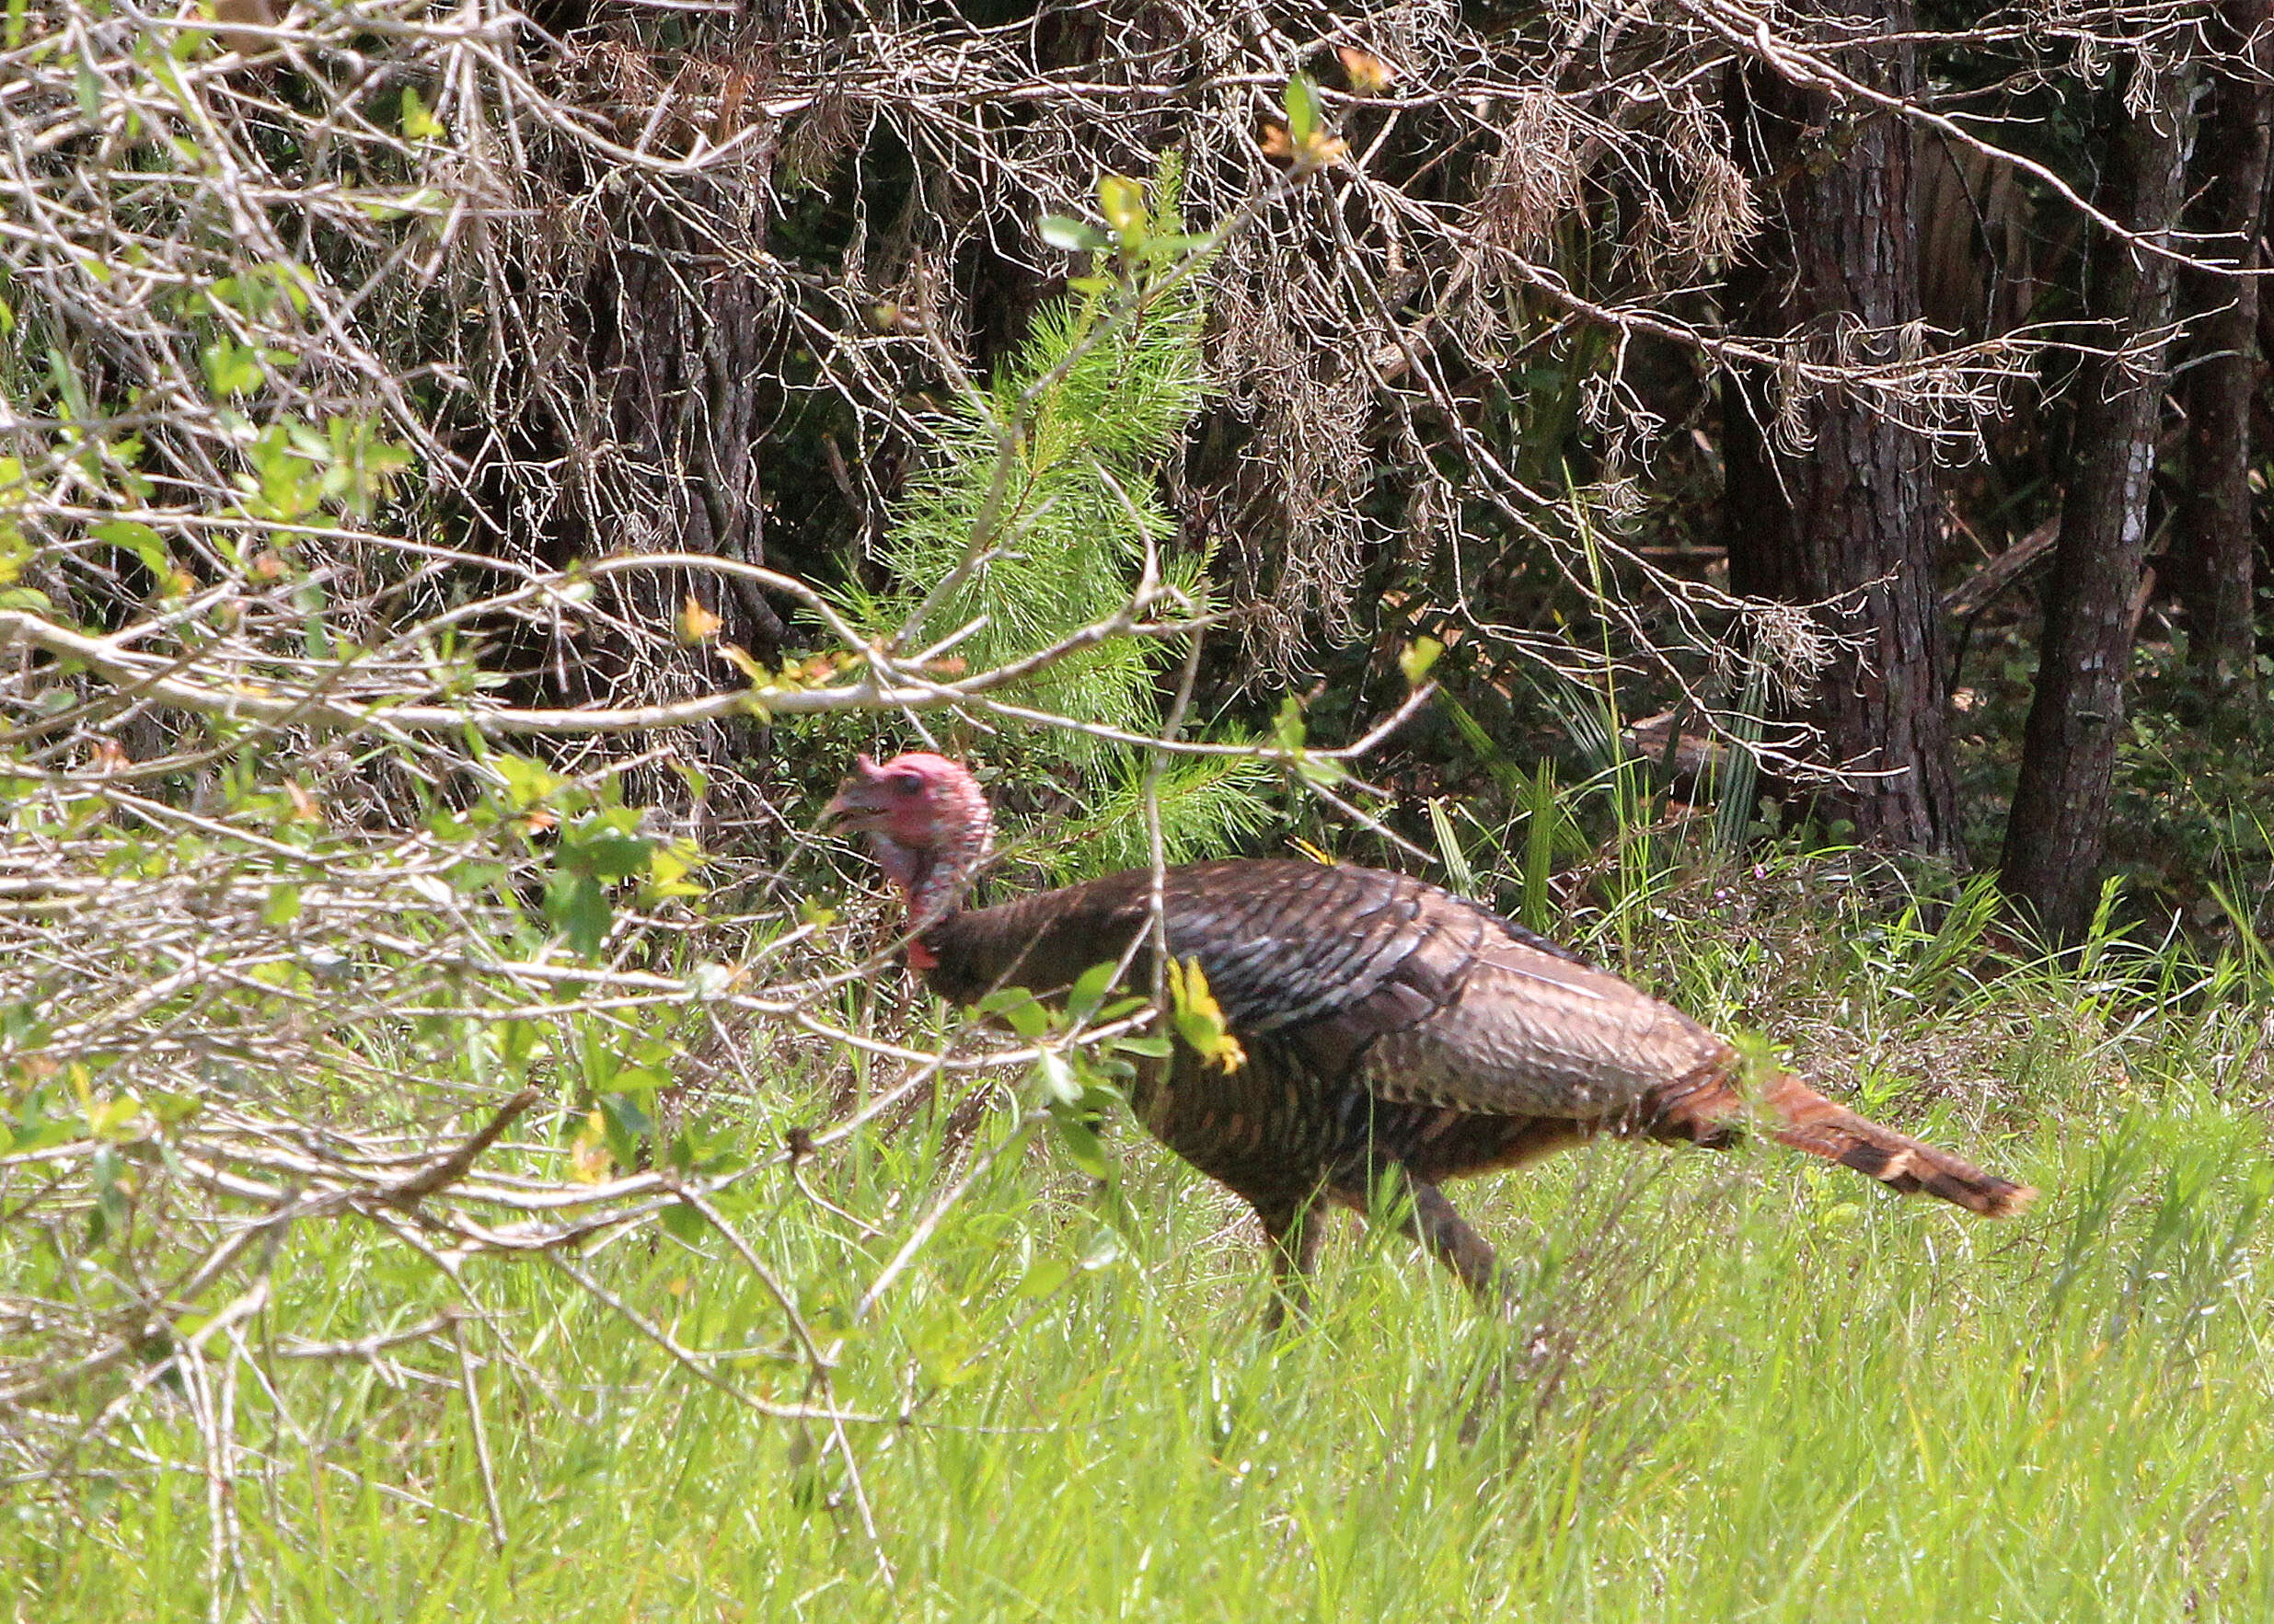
[8,823,2270,1624]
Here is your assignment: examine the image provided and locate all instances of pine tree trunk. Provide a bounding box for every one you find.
[2175,2,2273,705]
[562,166,789,669]
[1722,0,1959,858]
[483,36,795,700]
[2000,59,2198,942]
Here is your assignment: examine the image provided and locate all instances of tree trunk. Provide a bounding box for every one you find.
[467,33,796,711]
[563,161,790,670]
[2000,59,2197,943]
[2174,1,2274,705]
[1722,0,1959,858]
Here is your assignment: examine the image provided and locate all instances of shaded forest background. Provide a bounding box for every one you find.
[6,0,2272,936]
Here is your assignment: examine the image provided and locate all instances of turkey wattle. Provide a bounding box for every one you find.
[827,751,2035,1315]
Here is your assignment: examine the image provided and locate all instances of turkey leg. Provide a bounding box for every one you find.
[1330,1159,1505,1307]
[1256,1195,1327,1331]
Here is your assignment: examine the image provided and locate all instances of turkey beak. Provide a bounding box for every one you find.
[823,756,887,833]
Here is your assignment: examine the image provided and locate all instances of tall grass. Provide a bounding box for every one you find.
[10,878,2270,1624]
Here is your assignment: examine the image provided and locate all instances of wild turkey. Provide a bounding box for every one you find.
[827,751,2035,1315]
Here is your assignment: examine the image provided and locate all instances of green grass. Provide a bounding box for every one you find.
[9,907,2272,1623]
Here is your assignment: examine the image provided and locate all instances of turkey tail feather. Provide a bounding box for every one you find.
[1757,1072,2035,1217]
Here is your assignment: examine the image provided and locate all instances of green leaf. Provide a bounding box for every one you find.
[597,1091,652,1168]
[546,871,611,958]
[398,85,445,142]
[571,826,654,881]
[1285,73,1321,144]
[916,1310,980,1387]
[976,987,1051,1040]
[93,520,168,577]
[601,1065,672,1099]
[7,1111,74,1156]
[492,754,566,810]
[660,1201,707,1245]
[1274,695,1308,752]
[1112,1033,1172,1059]
[88,1144,131,1244]
[1098,174,1147,241]
[1398,636,1443,686]
[1053,1115,1111,1179]
[146,1089,202,1126]
[1078,1079,1125,1112]
[495,1019,543,1073]
[1014,1255,1073,1299]
[672,758,711,800]
[646,839,706,900]
[1166,956,1246,1072]
[1035,1051,1082,1106]
[201,340,263,398]
[87,1093,145,1141]
[297,579,331,659]
[1294,753,1349,789]
[1039,215,1111,254]
[1068,959,1122,1023]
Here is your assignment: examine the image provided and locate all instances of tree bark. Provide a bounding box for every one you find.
[565,162,790,669]
[2174,1,2274,704]
[2000,58,2197,943]
[1722,0,1960,858]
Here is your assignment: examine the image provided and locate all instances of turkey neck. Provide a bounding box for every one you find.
[916,869,1166,1008]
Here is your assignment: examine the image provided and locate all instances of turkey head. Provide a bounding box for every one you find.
[825,752,993,959]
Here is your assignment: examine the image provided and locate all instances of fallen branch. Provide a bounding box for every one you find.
[1942,516,2061,620]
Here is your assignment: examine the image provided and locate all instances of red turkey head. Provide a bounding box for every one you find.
[826,752,993,928]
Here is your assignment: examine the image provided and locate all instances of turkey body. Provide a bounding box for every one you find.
[917,858,2031,1307]
[826,751,2033,1315]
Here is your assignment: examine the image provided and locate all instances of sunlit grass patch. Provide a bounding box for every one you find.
[12,956,2273,1624]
